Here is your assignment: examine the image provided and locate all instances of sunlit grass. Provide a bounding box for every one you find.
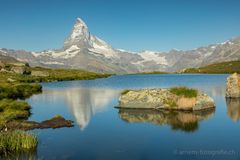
[0,99,30,126]
[170,87,198,98]
[0,67,111,83]
[0,83,42,100]
[0,130,37,155]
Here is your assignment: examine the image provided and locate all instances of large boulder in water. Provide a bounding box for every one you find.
[119,87,215,111]
[226,73,240,98]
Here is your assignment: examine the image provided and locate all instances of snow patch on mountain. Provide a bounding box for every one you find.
[220,40,234,45]
[139,51,168,65]
[116,49,138,54]
[89,35,117,58]
[0,49,7,54]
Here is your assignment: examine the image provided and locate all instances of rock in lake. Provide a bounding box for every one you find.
[5,116,74,131]
[226,73,240,98]
[119,87,215,111]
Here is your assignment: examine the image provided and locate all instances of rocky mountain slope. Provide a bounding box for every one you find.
[0,17,240,73]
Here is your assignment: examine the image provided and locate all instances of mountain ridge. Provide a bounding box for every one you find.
[1,17,240,73]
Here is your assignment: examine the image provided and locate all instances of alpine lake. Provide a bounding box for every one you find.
[11,74,240,160]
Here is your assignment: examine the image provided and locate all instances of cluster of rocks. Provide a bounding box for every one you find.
[0,61,49,77]
[119,88,215,111]
[117,73,240,113]
[0,61,30,74]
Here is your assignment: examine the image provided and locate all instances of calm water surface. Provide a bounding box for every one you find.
[25,74,240,160]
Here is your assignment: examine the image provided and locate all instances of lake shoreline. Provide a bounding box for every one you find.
[0,64,112,156]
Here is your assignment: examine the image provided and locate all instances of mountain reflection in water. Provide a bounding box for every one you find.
[118,109,215,132]
[226,98,240,122]
[42,88,119,129]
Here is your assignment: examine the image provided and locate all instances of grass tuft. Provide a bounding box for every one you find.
[0,130,37,155]
[170,87,198,98]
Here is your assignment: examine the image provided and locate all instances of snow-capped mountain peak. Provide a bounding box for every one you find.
[76,17,88,29]
[37,18,117,59]
[2,17,240,74]
[63,18,117,58]
[64,18,91,48]
[71,18,89,39]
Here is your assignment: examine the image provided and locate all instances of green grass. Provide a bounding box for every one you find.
[170,87,198,98]
[0,83,42,100]
[0,99,30,126]
[182,60,240,74]
[163,98,177,107]
[0,68,111,83]
[0,130,37,155]
[53,114,63,119]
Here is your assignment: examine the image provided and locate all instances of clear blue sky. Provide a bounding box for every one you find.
[0,0,240,52]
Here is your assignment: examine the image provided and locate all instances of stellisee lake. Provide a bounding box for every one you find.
[25,74,240,160]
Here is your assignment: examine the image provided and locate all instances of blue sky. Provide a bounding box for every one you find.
[0,0,239,52]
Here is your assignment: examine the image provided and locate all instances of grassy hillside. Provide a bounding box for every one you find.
[182,61,240,74]
[0,66,111,83]
[0,54,111,82]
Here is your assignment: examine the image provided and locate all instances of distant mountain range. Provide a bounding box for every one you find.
[0,17,240,73]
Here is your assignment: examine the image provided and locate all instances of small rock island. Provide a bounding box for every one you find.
[119,87,215,111]
[226,73,240,98]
